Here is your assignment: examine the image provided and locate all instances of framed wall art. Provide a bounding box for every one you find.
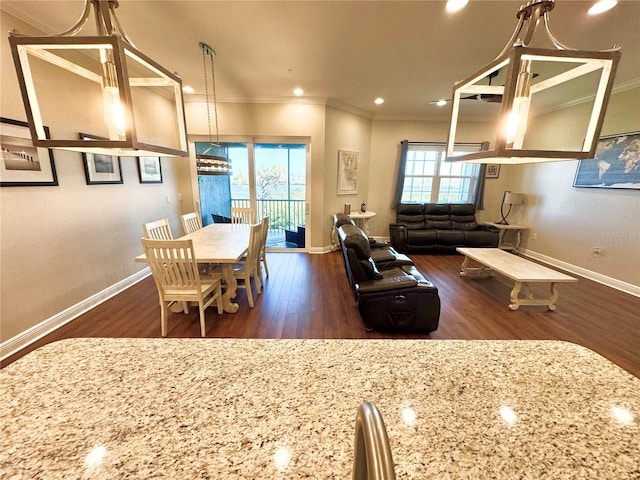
[138,156,163,183]
[337,149,359,195]
[574,131,640,190]
[0,117,58,187]
[80,133,123,185]
[486,164,500,178]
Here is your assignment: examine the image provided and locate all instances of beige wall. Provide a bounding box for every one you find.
[508,87,640,287]
[323,106,373,243]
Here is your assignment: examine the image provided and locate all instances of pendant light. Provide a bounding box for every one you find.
[8,0,189,157]
[195,42,232,176]
[446,0,620,165]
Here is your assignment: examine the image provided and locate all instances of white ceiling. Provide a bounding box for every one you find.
[3,0,639,120]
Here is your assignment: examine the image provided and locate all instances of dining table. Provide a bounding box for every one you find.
[135,222,252,313]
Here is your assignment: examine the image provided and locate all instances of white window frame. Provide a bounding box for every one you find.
[401,142,482,204]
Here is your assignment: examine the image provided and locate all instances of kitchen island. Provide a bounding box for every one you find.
[1,338,638,479]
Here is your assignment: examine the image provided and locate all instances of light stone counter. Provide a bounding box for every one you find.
[1,338,639,479]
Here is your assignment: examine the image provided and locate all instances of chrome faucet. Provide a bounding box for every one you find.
[352,402,396,480]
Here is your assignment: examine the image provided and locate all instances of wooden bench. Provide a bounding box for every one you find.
[456,248,577,311]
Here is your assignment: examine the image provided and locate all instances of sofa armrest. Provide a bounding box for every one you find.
[356,273,418,294]
[389,223,407,252]
[477,224,499,233]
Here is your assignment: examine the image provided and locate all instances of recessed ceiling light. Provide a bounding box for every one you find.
[182,85,195,94]
[293,88,304,96]
[429,99,449,106]
[588,0,617,15]
[374,97,384,105]
[446,0,469,13]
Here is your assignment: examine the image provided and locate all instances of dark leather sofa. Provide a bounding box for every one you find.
[337,222,440,333]
[389,203,499,253]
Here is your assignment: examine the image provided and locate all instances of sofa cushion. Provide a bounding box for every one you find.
[463,230,499,247]
[360,257,383,280]
[450,204,476,215]
[452,219,478,231]
[334,213,355,229]
[396,203,425,229]
[338,224,371,258]
[425,219,452,229]
[435,230,465,245]
[407,229,437,245]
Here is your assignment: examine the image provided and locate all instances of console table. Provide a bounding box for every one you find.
[482,222,528,251]
[331,210,376,249]
[1,338,638,479]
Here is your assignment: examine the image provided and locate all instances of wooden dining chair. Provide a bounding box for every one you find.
[231,207,256,224]
[143,218,173,240]
[181,212,202,235]
[141,238,223,337]
[230,222,263,307]
[256,216,270,286]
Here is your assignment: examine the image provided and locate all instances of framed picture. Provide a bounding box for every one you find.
[337,149,359,195]
[138,156,163,183]
[574,131,640,190]
[486,164,500,178]
[80,133,123,185]
[1,117,58,187]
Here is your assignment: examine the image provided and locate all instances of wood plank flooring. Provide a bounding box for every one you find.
[3,252,639,378]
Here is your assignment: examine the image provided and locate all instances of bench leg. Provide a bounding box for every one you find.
[509,281,522,310]
[459,256,493,277]
[509,281,560,311]
[548,283,559,311]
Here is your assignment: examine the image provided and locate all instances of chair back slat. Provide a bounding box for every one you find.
[232,207,256,224]
[143,218,173,240]
[142,239,201,293]
[181,212,202,235]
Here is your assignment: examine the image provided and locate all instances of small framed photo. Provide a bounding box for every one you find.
[486,164,500,178]
[137,156,163,183]
[1,117,58,187]
[80,133,123,185]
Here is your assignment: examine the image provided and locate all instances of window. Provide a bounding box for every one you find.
[400,143,482,204]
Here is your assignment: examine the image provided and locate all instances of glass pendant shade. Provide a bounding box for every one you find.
[8,2,189,157]
[446,0,620,165]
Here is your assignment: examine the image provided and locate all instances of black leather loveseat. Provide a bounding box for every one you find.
[337,222,440,333]
[389,203,499,253]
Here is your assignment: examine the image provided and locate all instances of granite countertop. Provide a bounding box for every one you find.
[1,338,638,479]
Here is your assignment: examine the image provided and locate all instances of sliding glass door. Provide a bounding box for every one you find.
[217,139,307,250]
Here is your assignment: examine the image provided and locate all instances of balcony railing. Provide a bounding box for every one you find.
[232,199,305,247]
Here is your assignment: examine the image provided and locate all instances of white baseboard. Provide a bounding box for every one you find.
[1,268,151,362]
[523,249,640,298]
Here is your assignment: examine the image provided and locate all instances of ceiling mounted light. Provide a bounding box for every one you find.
[588,0,617,15]
[195,42,231,176]
[293,88,304,96]
[446,0,470,13]
[446,0,620,165]
[8,0,189,157]
[374,97,385,105]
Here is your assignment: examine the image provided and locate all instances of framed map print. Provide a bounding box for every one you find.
[574,132,640,190]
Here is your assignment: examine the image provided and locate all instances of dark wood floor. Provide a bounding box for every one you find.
[3,251,639,378]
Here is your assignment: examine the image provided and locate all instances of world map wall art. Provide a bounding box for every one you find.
[574,131,640,190]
